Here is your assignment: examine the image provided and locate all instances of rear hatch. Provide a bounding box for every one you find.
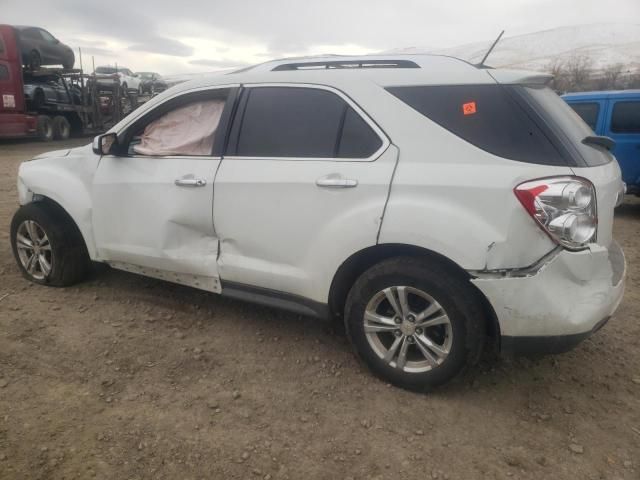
[515,84,623,247]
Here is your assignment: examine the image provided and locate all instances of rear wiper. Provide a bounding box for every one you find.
[582,135,615,151]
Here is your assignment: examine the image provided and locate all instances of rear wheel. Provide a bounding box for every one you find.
[32,89,45,110]
[345,257,485,391]
[10,203,90,286]
[52,115,71,140]
[36,115,53,141]
[62,53,74,69]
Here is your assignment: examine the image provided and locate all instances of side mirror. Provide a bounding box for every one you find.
[92,132,118,155]
[54,38,60,44]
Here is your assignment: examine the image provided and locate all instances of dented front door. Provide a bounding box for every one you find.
[91,155,221,292]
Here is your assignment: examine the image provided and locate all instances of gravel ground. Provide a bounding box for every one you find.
[0,138,639,480]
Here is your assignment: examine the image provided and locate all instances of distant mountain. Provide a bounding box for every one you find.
[388,23,640,73]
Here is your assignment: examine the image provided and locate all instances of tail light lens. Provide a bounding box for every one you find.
[514,176,597,250]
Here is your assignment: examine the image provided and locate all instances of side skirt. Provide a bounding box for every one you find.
[221,281,329,320]
[107,261,221,293]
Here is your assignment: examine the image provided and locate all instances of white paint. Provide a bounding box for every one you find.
[14,54,626,343]
[473,242,626,336]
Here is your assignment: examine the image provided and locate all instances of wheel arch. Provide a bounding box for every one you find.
[19,168,97,259]
[29,195,91,254]
[328,243,500,341]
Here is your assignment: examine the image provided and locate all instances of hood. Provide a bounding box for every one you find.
[32,148,71,160]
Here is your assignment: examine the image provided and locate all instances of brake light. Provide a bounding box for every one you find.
[514,176,597,250]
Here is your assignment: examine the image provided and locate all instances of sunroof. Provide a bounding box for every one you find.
[272,59,420,71]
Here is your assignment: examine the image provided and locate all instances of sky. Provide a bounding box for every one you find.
[3,0,640,75]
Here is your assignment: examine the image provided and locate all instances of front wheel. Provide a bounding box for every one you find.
[10,203,90,286]
[345,257,486,391]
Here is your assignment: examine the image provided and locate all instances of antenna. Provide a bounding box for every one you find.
[477,30,504,68]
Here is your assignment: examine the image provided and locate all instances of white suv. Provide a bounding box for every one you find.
[94,66,142,93]
[11,55,626,390]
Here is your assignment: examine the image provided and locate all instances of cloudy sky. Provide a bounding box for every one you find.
[3,0,639,75]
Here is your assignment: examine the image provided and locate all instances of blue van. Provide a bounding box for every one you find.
[563,91,640,195]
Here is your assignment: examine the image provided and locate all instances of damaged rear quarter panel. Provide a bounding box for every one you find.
[379,157,571,271]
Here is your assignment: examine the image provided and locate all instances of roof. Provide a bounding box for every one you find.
[165,54,551,97]
[562,90,640,101]
[109,53,552,135]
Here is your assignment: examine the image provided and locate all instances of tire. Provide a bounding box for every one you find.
[29,50,41,70]
[344,257,486,391]
[10,202,90,287]
[62,52,74,69]
[36,115,54,141]
[121,83,128,94]
[32,89,45,110]
[52,115,71,140]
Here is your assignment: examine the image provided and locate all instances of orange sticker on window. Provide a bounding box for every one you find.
[462,101,477,115]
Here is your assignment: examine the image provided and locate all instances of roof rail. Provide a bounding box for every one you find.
[272,59,420,71]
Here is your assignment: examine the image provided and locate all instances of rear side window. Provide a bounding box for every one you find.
[232,86,382,158]
[0,65,8,81]
[568,102,599,130]
[386,84,565,165]
[337,107,383,158]
[611,101,640,134]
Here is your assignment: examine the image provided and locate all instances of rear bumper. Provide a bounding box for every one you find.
[471,241,626,355]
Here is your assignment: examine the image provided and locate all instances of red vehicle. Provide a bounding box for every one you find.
[1,24,137,141]
[0,24,41,139]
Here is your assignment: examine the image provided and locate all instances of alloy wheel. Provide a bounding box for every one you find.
[15,220,53,280]
[364,286,453,373]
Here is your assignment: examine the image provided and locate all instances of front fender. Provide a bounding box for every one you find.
[18,145,99,258]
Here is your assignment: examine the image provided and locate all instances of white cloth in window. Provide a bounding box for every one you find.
[133,99,225,156]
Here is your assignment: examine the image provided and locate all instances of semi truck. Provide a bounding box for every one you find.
[0,24,139,141]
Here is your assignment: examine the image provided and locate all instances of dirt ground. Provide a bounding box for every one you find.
[0,138,638,480]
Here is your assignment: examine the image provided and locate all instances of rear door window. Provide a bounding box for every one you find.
[0,64,9,81]
[230,86,382,159]
[611,101,640,134]
[567,102,600,130]
[386,84,565,165]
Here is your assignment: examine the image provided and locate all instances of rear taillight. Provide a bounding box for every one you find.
[514,176,597,250]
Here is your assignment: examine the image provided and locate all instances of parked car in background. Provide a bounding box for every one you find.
[10,55,626,391]
[136,72,168,94]
[563,90,640,195]
[23,74,81,110]
[14,26,75,70]
[94,66,141,94]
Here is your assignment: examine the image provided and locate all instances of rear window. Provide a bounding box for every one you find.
[521,86,611,166]
[567,102,599,130]
[611,101,640,134]
[0,36,5,55]
[0,65,8,81]
[96,67,116,74]
[386,84,565,165]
